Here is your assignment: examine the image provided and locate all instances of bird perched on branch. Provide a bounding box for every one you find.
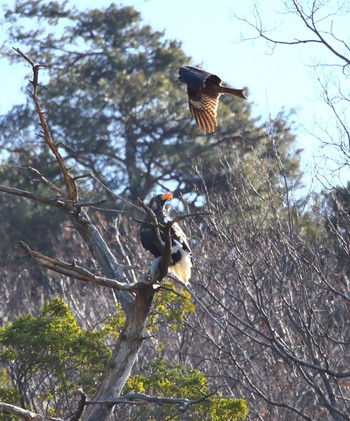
[178,65,247,133]
[140,193,192,285]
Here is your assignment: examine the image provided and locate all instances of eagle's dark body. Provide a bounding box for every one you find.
[140,193,192,285]
[178,65,247,133]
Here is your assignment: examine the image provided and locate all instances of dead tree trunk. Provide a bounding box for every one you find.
[2,49,157,421]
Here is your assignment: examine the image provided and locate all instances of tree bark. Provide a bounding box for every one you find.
[81,285,155,421]
[67,208,134,313]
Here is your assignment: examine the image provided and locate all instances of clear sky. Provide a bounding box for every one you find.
[1,0,348,193]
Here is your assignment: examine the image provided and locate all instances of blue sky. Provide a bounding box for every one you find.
[1,0,349,193]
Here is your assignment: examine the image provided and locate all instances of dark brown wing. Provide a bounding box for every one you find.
[140,223,162,257]
[178,66,214,90]
[140,213,192,258]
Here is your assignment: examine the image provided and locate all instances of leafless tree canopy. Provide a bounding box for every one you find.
[238,0,350,167]
[185,167,350,420]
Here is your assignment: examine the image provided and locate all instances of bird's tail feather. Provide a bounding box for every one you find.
[220,86,247,99]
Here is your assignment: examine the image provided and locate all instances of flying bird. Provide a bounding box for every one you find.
[140,193,192,285]
[178,65,247,133]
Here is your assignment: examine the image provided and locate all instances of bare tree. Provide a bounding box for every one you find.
[166,5,350,418]
[0,50,202,421]
[237,0,350,173]
[170,144,350,420]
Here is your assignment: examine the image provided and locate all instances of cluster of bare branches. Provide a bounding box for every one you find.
[171,155,350,420]
[239,0,350,172]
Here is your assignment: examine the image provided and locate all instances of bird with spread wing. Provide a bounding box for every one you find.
[178,65,247,133]
[140,193,192,285]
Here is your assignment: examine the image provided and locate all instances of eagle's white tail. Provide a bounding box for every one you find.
[169,250,192,286]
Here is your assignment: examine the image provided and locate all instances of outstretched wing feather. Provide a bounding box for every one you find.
[188,92,219,133]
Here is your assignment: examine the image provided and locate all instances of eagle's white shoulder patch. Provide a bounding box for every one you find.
[169,249,192,286]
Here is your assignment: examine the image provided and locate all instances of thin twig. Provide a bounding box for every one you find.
[75,172,142,211]
[20,166,65,195]
[157,283,190,300]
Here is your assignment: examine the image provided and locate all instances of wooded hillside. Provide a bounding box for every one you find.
[0,1,349,420]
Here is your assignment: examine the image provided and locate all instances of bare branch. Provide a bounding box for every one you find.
[0,401,62,421]
[291,0,350,66]
[19,242,139,291]
[0,184,58,206]
[0,184,108,211]
[171,211,212,223]
[21,166,66,195]
[77,172,142,211]
[58,198,109,209]
[157,282,190,300]
[13,47,78,201]
[86,391,216,411]
[4,48,161,421]
[237,1,350,67]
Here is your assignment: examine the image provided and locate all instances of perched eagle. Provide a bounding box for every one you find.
[140,193,192,285]
[178,65,247,133]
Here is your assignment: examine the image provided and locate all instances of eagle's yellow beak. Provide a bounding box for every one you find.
[161,192,173,201]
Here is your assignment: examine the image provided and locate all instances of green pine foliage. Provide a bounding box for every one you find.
[0,369,20,421]
[124,358,248,420]
[148,281,195,332]
[0,298,111,417]
[0,297,246,420]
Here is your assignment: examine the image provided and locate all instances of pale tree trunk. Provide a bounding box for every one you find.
[82,287,154,421]
[64,208,155,420]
